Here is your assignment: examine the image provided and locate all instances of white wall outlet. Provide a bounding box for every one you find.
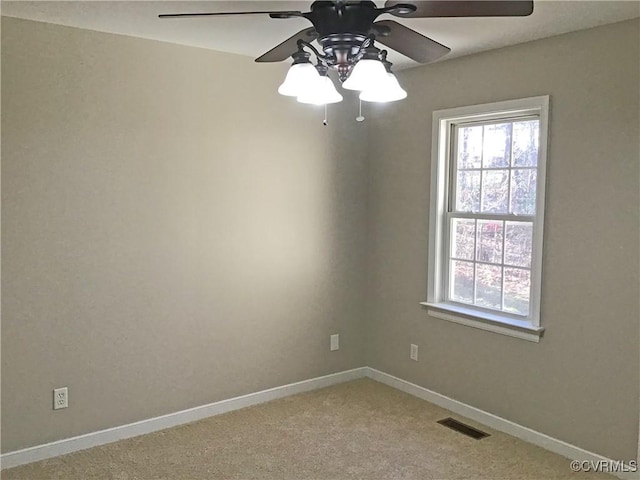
[410,344,419,361]
[330,334,339,351]
[53,387,68,410]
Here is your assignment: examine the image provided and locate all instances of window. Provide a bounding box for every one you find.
[424,96,549,342]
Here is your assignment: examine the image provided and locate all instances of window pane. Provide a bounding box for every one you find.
[510,169,537,215]
[457,125,483,169]
[504,267,531,315]
[512,120,539,167]
[482,123,512,168]
[475,264,502,309]
[476,220,503,264]
[451,218,475,260]
[450,260,474,304]
[481,170,509,213]
[504,221,533,268]
[455,171,480,212]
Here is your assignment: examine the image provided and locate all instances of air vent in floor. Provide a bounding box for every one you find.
[437,417,490,440]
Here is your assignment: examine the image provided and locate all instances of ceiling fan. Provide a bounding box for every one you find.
[159,1,533,107]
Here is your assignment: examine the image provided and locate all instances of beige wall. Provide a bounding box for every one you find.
[1,17,367,452]
[365,18,639,461]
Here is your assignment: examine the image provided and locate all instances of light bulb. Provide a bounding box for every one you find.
[297,76,343,105]
[342,59,389,91]
[278,63,320,97]
[359,72,407,103]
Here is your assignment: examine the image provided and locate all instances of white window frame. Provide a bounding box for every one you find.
[422,96,550,342]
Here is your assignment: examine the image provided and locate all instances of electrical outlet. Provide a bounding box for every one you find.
[330,334,339,351]
[53,387,68,410]
[410,344,419,361]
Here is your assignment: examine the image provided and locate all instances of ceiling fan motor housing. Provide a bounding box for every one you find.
[318,33,368,80]
[307,1,382,80]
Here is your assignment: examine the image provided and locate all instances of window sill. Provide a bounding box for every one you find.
[420,302,544,343]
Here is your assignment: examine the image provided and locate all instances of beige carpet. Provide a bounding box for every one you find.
[3,379,614,480]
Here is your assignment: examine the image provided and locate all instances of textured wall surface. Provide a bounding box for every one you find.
[1,17,367,452]
[365,19,640,461]
[2,14,639,464]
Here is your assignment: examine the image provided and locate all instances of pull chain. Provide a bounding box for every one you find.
[356,97,365,122]
[323,104,328,126]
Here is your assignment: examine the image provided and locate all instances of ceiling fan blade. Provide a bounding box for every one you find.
[159,11,303,19]
[255,28,319,63]
[384,1,533,18]
[372,20,450,63]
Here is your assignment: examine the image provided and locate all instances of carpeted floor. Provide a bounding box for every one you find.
[3,379,614,479]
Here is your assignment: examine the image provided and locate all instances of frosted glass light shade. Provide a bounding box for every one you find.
[359,73,407,103]
[278,63,320,97]
[297,76,343,105]
[342,59,389,91]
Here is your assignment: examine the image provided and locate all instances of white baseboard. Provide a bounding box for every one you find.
[3,366,636,480]
[365,367,639,480]
[0,367,367,470]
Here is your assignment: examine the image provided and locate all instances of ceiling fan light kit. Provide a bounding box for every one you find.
[278,38,403,111]
[160,0,534,118]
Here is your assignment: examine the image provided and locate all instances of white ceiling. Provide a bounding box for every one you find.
[2,1,639,69]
